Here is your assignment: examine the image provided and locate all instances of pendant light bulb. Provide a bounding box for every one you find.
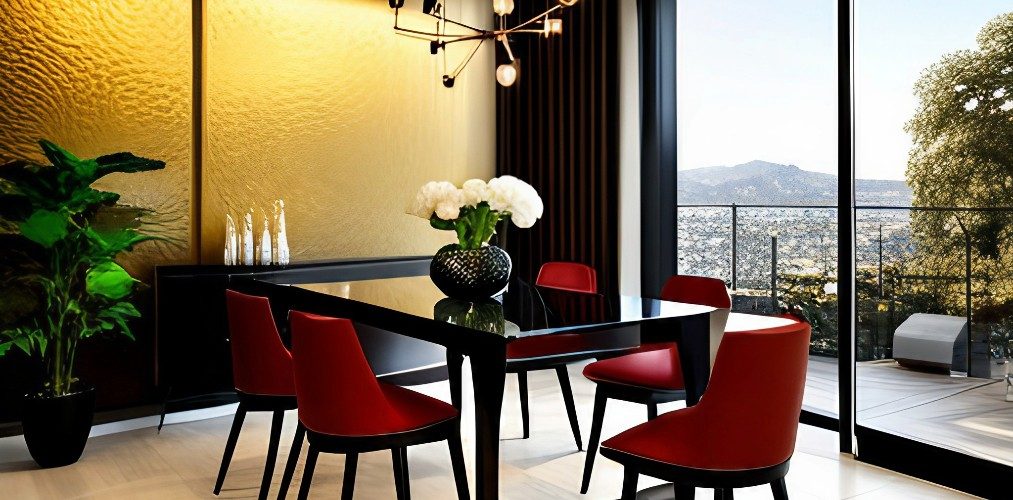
[493,0,514,16]
[543,18,563,37]
[496,63,518,87]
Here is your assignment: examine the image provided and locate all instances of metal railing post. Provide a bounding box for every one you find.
[731,204,738,290]
[771,234,778,312]
[965,230,972,375]
[878,224,884,299]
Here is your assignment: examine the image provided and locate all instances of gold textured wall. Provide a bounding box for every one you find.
[203,0,495,263]
[2,0,495,269]
[0,1,194,276]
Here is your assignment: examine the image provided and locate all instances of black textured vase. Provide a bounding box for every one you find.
[22,384,96,468]
[430,245,512,300]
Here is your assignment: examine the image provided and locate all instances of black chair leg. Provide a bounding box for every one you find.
[391,447,411,500]
[674,484,695,500]
[715,488,734,500]
[447,431,470,500]
[580,390,608,494]
[213,403,247,495]
[297,446,318,500]
[277,422,305,500]
[555,366,583,451]
[259,410,285,500]
[647,402,658,421]
[620,468,639,500]
[771,477,788,500]
[342,453,358,500]
[518,371,530,439]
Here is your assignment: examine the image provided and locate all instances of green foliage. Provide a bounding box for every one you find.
[901,13,1013,362]
[430,201,503,250]
[906,12,1013,294]
[0,140,165,396]
[777,273,839,357]
[85,261,136,300]
[906,12,1013,213]
[19,210,69,248]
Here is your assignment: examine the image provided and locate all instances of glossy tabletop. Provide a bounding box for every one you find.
[297,275,719,339]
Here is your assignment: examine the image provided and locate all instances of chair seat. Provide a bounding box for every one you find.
[506,333,597,360]
[582,343,685,391]
[602,405,779,472]
[302,383,458,437]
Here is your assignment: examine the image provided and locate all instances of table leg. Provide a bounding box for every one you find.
[447,350,464,410]
[470,349,507,500]
[676,313,712,406]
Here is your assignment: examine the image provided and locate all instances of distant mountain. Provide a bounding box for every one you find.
[677,160,911,206]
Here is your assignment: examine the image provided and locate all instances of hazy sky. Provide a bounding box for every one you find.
[677,0,1012,181]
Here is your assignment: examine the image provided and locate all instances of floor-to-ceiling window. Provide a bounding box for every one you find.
[854,0,1013,478]
[667,0,1013,494]
[675,0,840,420]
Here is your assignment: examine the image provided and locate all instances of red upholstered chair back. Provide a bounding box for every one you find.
[780,311,809,324]
[660,275,731,309]
[697,322,811,467]
[536,262,598,294]
[225,290,295,396]
[289,311,394,435]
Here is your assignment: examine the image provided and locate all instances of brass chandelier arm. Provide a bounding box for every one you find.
[504,5,564,33]
[448,38,488,79]
[426,12,485,34]
[393,25,484,41]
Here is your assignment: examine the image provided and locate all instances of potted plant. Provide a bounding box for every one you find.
[0,140,165,468]
[408,176,543,300]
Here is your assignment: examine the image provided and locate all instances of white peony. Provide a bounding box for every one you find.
[460,178,491,207]
[435,197,462,220]
[488,175,543,228]
[409,181,462,220]
[408,176,542,229]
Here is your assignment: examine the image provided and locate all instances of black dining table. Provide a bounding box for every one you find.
[234,275,726,500]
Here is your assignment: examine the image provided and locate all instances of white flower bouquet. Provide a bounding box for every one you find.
[408,176,544,250]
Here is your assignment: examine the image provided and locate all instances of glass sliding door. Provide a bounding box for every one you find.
[853,1,1013,496]
[675,0,840,422]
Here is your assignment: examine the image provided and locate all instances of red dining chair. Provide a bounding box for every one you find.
[579,275,731,494]
[600,321,811,500]
[281,311,469,500]
[504,261,601,451]
[215,290,298,500]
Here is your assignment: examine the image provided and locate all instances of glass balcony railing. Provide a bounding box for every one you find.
[677,204,1013,373]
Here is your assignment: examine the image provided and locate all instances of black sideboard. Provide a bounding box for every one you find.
[155,256,446,416]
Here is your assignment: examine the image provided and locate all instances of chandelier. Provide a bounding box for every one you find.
[388,0,578,88]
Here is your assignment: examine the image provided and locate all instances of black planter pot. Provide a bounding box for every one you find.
[22,384,96,468]
[430,244,512,301]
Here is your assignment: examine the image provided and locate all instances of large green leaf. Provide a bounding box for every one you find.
[64,187,119,214]
[97,301,140,340]
[86,261,135,300]
[94,151,166,178]
[38,140,97,179]
[87,227,159,257]
[19,209,69,247]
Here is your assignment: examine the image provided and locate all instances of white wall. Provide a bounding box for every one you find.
[619,0,642,296]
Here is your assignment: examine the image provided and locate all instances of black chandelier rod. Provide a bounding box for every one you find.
[392,3,566,44]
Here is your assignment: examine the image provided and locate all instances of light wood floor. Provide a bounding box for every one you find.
[1,361,975,499]
[803,357,1013,466]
